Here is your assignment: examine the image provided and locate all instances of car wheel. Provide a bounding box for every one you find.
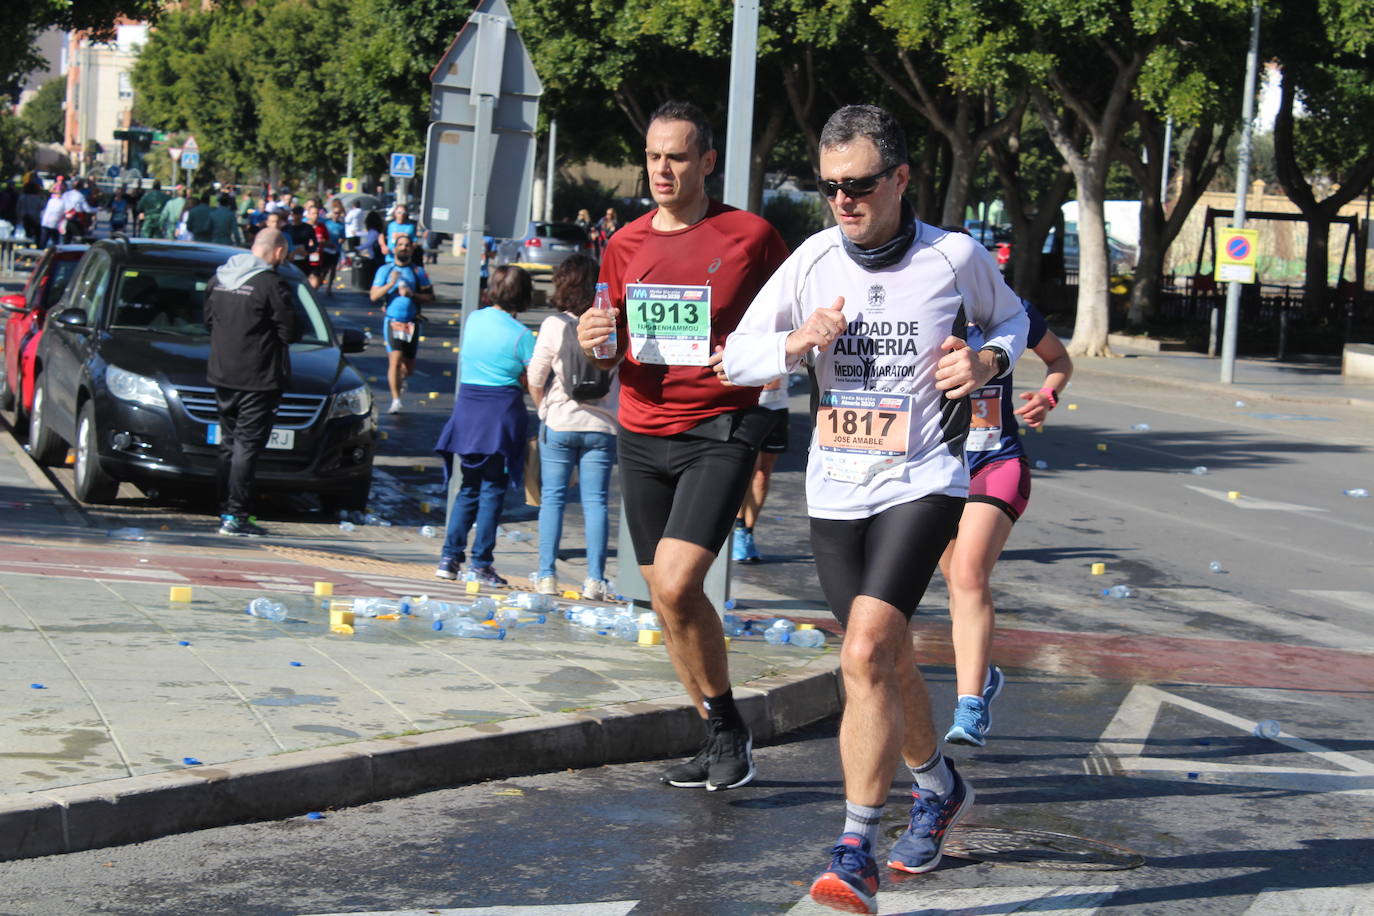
[27,380,69,465]
[74,400,119,504]
[321,479,371,514]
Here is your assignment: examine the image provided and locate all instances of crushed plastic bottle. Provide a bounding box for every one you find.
[1233,400,1246,408]
[363,513,392,527]
[722,614,747,637]
[764,619,797,645]
[419,525,438,538]
[611,616,639,640]
[1033,459,1049,470]
[1208,561,1224,573]
[790,629,827,649]
[351,596,414,617]
[1252,719,1281,739]
[1344,488,1369,498]
[434,617,505,639]
[107,527,146,541]
[246,598,287,621]
[504,529,530,543]
[461,569,478,582]
[338,521,356,532]
[1190,466,1209,476]
[1130,423,1151,432]
[510,592,555,613]
[1102,585,1134,599]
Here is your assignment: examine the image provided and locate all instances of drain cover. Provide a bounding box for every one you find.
[938,825,1145,871]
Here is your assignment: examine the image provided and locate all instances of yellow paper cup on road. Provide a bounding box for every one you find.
[329,607,355,628]
[1097,443,1108,452]
[1067,404,1079,410]
[466,580,482,594]
[1091,562,1106,576]
[1228,491,1241,500]
[637,629,663,646]
[313,581,333,597]
[797,623,816,630]
[169,586,193,603]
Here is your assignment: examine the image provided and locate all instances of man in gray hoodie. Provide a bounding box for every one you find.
[204,228,296,536]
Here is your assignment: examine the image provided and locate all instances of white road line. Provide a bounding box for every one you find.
[1092,685,1374,797]
[1243,885,1374,914]
[1183,485,1327,512]
[1163,588,1373,652]
[787,884,1119,915]
[301,904,638,916]
[1293,590,1374,617]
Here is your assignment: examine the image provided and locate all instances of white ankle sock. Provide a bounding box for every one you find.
[909,749,953,797]
[843,801,884,847]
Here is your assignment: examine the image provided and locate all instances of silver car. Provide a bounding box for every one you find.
[495,221,592,273]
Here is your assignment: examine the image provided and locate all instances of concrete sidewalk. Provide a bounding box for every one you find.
[0,415,841,862]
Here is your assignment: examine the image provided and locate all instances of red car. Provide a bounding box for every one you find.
[1,245,87,428]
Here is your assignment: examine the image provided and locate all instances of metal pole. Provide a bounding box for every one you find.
[347,142,354,180]
[397,177,408,208]
[544,118,556,222]
[722,0,759,209]
[1161,117,1174,204]
[1220,0,1261,385]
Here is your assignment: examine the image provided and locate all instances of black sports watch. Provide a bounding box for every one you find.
[980,345,1010,378]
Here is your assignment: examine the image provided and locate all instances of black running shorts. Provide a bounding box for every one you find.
[809,494,965,625]
[618,426,758,563]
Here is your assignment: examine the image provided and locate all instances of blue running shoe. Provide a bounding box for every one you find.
[983,665,1005,706]
[810,833,879,914]
[741,529,761,563]
[731,527,749,563]
[944,696,990,747]
[887,759,974,874]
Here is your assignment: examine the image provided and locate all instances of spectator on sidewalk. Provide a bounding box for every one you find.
[208,193,243,246]
[527,254,618,600]
[185,193,214,242]
[137,180,168,237]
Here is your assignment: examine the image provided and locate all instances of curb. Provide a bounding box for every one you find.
[0,416,95,529]
[1070,361,1374,413]
[0,655,843,862]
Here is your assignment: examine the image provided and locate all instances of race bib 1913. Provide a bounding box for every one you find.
[625,283,711,366]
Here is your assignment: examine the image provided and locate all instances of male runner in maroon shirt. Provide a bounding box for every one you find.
[578,101,789,791]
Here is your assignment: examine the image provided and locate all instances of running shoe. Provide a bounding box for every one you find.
[434,556,460,580]
[706,724,755,791]
[983,665,1005,706]
[581,577,609,601]
[944,696,990,747]
[470,565,508,587]
[387,398,403,414]
[218,514,267,537]
[535,575,558,595]
[887,759,974,874]
[661,739,711,788]
[739,530,761,563]
[809,833,880,914]
[731,527,749,562]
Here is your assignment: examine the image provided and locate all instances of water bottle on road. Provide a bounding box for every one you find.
[435,617,506,639]
[352,596,414,618]
[790,629,826,648]
[1102,585,1134,599]
[246,598,287,621]
[764,619,797,644]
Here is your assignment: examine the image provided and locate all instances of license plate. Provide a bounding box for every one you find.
[551,243,573,251]
[206,424,295,450]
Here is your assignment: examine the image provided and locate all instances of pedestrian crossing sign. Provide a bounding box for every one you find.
[340,177,359,193]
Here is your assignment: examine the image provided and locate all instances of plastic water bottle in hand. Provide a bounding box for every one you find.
[591,282,616,359]
[246,598,287,621]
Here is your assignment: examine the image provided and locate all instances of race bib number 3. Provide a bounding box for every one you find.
[967,385,1002,451]
[625,283,711,366]
[817,390,912,484]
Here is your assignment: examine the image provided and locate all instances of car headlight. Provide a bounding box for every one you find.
[105,365,167,408]
[328,384,372,419]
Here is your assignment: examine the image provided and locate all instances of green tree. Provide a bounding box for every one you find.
[0,110,37,175]
[19,76,66,144]
[5,0,160,96]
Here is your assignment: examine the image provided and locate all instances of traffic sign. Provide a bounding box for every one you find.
[183,135,199,152]
[1215,226,1259,284]
[389,153,416,178]
[180,150,200,170]
[340,177,359,193]
[169,146,183,161]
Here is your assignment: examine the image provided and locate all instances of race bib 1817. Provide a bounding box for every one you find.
[816,389,912,484]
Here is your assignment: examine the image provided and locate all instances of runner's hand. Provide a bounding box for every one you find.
[785,296,846,357]
[1014,390,1052,427]
[935,337,996,399]
[577,306,618,354]
[709,346,732,386]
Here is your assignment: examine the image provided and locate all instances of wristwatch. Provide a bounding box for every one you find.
[979,345,1010,378]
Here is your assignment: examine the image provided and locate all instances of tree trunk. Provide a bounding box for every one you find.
[1070,175,1113,356]
[1303,214,1332,314]
[747,103,786,215]
[1127,194,1164,328]
[941,134,976,228]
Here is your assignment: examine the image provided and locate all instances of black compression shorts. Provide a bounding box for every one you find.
[618,426,757,563]
[810,494,965,625]
[760,408,789,454]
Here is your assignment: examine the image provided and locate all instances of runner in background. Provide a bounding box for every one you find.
[732,373,790,564]
[940,298,1071,747]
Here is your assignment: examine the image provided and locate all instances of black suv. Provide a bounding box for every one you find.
[29,239,376,509]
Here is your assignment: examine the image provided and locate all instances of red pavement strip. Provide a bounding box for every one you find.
[911,621,1374,696]
[6,539,1371,697]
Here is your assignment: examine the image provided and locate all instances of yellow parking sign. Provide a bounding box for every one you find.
[1215,227,1259,283]
[340,177,360,193]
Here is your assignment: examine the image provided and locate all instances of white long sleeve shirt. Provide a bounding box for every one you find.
[723,222,1028,519]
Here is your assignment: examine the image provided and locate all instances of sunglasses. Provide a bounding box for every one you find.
[815,164,898,200]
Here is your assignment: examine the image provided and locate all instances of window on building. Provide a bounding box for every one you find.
[118,71,133,100]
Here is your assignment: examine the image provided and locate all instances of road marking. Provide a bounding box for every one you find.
[1089,685,1374,797]
[1293,590,1374,617]
[1243,885,1374,914]
[787,884,1119,915]
[1183,485,1327,512]
[302,905,638,916]
[1162,588,1373,652]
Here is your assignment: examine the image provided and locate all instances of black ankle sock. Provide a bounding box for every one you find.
[734,518,746,529]
[704,689,745,733]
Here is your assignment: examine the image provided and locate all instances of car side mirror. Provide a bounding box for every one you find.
[337,327,366,353]
[54,307,88,328]
[1,294,26,315]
